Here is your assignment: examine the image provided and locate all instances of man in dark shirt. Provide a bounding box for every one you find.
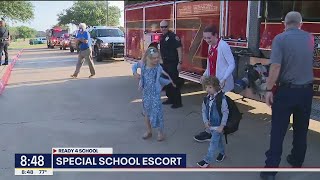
[260,11,314,180]
[159,20,183,109]
[0,20,10,65]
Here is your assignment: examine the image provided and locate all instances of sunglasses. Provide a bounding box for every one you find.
[160,26,168,28]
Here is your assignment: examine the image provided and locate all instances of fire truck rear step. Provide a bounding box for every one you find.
[179,71,201,84]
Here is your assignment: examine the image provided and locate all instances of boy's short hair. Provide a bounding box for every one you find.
[202,76,221,91]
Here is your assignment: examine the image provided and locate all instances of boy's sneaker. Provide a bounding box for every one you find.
[193,131,212,142]
[216,153,226,162]
[197,160,209,168]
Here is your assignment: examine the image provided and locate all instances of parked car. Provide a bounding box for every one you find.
[69,30,79,53]
[88,26,125,62]
[29,37,46,45]
[29,38,37,45]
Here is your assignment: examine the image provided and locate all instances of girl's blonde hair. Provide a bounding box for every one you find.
[142,47,160,63]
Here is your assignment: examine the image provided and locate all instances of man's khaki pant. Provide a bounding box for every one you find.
[73,48,96,76]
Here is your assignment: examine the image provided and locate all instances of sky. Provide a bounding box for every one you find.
[11,1,124,32]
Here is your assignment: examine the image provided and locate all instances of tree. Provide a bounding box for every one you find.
[57,1,121,27]
[124,1,145,6]
[16,26,37,40]
[0,1,34,22]
[107,6,121,27]
[8,26,19,41]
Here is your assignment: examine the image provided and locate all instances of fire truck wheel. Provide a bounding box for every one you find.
[60,47,62,50]
[63,46,67,50]
[70,47,74,52]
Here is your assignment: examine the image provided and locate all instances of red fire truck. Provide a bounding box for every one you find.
[124,1,320,100]
[46,26,69,49]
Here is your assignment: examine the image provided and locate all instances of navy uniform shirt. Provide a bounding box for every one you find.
[270,27,314,85]
[0,27,9,39]
[160,31,182,64]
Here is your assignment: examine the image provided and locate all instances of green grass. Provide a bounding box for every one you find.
[8,39,46,50]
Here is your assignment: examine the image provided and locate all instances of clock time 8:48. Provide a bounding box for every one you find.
[20,155,45,167]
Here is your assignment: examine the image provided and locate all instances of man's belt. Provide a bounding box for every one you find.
[278,82,313,88]
[0,38,8,42]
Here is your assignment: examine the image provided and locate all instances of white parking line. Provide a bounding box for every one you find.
[19,59,77,64]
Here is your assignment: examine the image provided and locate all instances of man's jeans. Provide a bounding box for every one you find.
[204,130,225,163]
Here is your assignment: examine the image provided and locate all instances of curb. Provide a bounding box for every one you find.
[0,49,24,95]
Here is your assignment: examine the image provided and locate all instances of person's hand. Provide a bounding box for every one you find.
[265,91,273,107]
[133,73,141,80]
[216,125,224,133]
[220,79,226,89]
[204,121,210,129]
[177,63,182,72]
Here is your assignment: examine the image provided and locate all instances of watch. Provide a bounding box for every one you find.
[265,88,273,92]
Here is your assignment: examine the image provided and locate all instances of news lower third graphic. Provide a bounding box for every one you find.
[15,148,187,175]
[15,147,320,175]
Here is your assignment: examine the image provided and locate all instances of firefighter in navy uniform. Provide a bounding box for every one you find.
[261,11,314,180]
[0,20,10,66]
[159,20,183,109]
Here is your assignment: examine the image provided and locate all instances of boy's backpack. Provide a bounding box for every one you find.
[204,92,243,144]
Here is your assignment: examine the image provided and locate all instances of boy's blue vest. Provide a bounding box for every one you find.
[204,95,223,127]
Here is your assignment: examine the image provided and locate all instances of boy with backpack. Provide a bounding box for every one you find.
[197,76,242,167]
[197,76,229,167]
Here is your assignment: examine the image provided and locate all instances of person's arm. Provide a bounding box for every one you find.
[177,47,182,64]
[266,36,282,91]
[265,35,282,106]
[175,35,182,66]
[8,29,10,41]
[79,32,89,44]
[159,49,163,64]
[162,70,176,87]
[203,58,209,77]
[266,64,281,90]
[202,45,211,77]
[220,97,229,127]
[201,101,209,124]
[221,42,236,82]
[132,60,142,75]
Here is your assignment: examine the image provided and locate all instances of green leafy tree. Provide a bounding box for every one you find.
[107,6,121,27]
[17,26,37,40]
[124,1,145,6]
[57,1,121,26]
[8,26,19,41]
[0,1,34,22]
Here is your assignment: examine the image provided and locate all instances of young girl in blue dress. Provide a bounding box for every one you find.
[132,47,175,141]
